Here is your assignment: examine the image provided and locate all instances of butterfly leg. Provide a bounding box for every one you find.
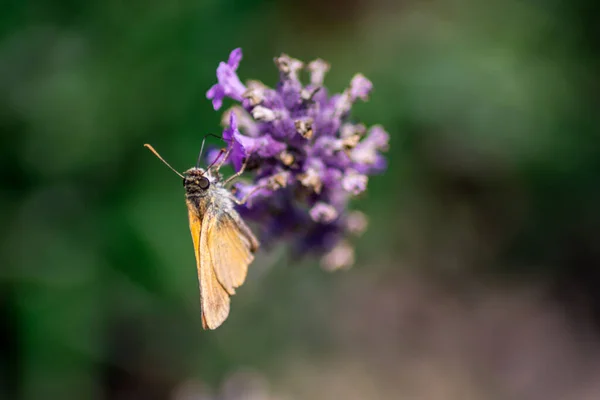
[223,158,248,186]
[231,183,265,206]
[230,170,287,204]
[212,146,232,172]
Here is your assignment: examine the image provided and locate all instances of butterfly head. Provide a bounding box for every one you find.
[143,144,222,198]
[183,167,215,192]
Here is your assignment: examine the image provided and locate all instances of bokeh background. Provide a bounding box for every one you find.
[2,0,600,399]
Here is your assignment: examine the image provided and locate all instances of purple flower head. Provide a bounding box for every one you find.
[206,48,390,269]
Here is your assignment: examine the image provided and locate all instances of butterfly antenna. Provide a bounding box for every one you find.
[144,144,185,179]
[196,138,207,169]
[196,133,227,168]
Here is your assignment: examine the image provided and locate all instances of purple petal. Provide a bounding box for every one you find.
[274,53,304,81]
[236,133,287,158]
[301,158,345,194]
[242,80,269,107]
[271,117,298,140]
[206,49,247,111]
[342,170,368,195]
[278,79,302,109]
[365,125,389,150]
[314,136,340,157]
[216,62,246,100]
[222,111,239,146]
[354,154,387,175]
[333,92,352,117]
[309,202,339,223]
[222,106,260,137]
[322,167,343,188]
[223,111,287,170]
[307,59,330,86]
[350,125,389,173]
[206,84,225,110]
[315,96,343,134]
[222,112,247,171]
[308,158,342,186]
[227,48,243,69]
[349,73,373,101]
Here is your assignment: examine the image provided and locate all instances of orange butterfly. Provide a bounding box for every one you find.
[144,143,260,329]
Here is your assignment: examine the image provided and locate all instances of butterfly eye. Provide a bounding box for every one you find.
[199,176,210,190]
[182,177,186,187]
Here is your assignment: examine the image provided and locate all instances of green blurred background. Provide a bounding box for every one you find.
[2,0,600,399]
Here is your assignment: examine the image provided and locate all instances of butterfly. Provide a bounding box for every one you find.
[144,142,261,329]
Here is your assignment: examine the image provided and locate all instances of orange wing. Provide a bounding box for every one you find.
[205,211,258,296]
[187,202,230,330]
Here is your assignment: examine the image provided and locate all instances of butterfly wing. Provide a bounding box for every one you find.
[205,208,259,296]
[187,202,230,330]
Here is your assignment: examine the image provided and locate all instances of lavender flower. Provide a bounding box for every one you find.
[206,48,389,269]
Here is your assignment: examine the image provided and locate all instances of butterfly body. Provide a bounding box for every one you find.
[183,167,259,330]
